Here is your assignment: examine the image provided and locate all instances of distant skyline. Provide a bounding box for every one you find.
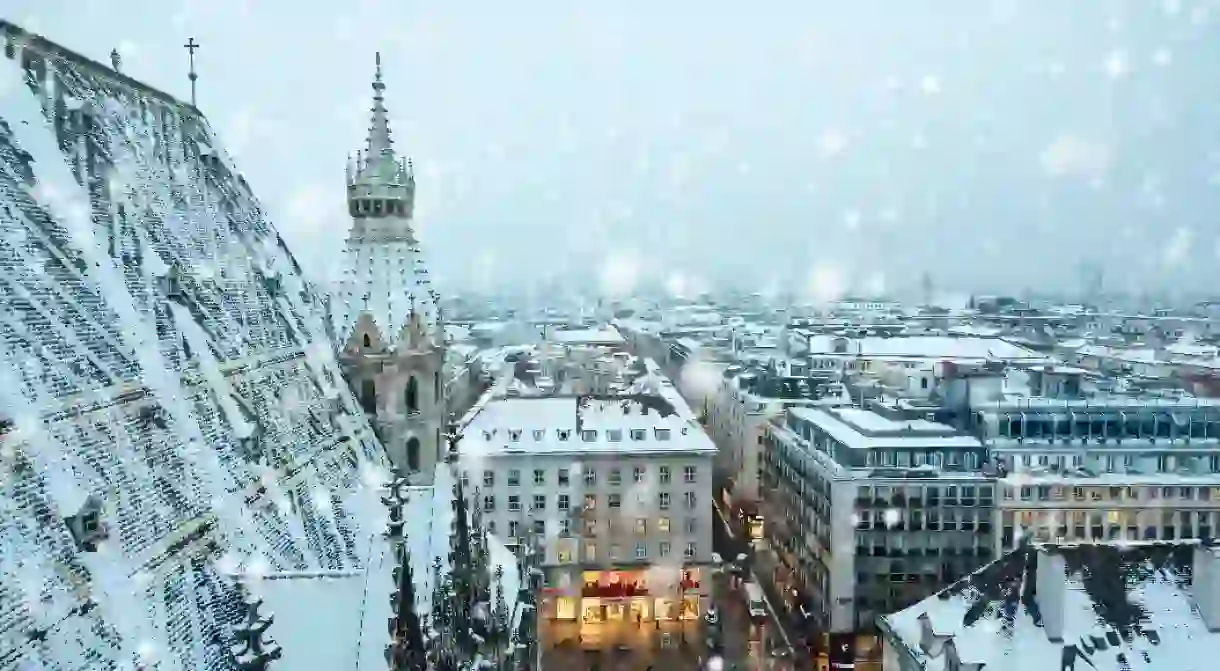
[8,0,1220,299]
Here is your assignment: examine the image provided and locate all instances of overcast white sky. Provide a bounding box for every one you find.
[8,0,1220,298]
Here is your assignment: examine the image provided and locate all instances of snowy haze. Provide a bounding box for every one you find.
[12,0,1220,297]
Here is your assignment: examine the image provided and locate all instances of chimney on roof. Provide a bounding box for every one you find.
[1036,548,1067,643]
[916,612,951,657]
[110,48,122,72]
[1193,544,1220,632]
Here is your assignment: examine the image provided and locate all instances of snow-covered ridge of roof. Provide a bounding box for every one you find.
[879,540,1220,671]
[1,28,388,670]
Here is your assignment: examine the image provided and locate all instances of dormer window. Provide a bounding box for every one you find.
[630,429,646,441]
[532,429,544,441]
[558,429,571,441]
[65,495,107,552]
[655,429,671,441]
[581,430,597,442]
[509,429,522,442]
[483,430,493,440]
[607,429,623,442]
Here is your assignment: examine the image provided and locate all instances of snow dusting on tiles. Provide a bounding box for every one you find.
[879,540,1220,671]
[0,22,389,670]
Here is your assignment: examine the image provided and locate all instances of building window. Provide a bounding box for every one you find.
[508,469,521,486]
[584,494,596,510]
[610,545,621,561]
[533,494,546,511]
[582,430,597,442]
[483,496,495,512]
[461,471,469,488]
[583,542,597,562]
[558,494,570,511]
[659,542,671,557]
[635,518,647,534]
[609,494,622,508]
[658,517,670,532]
[558,545,572,562]
[685,517,697,533]
[484,470,495,487]
[608,429,623,441]
[684,466,697,483]
[558,429,571,441]
[508,495,521,512]
[406,376,418,413]
[609,469,622,485]
[558,469,570,486]
[560,519,571,535]
[509,520,519,538]
[584,469,596,486]
[631,429,647,441]
[655,429,671,441]
[659,493,671,510]
[533,520,546,535]
[684,542,696,560]
[532,429,544,441]
[635,543,647,559]
[660,466,671,484]
[406,437,420,471]
[362,333,371,348]
[633,466,645,483]
[684,492,697,509]
[360,379,377,414]
[534,469,545,485]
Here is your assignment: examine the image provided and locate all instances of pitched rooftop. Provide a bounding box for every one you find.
[879,540,1220,671]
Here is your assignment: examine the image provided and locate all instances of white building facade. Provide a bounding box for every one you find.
[458,392,716,625]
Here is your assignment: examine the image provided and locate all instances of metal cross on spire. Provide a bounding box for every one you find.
[184,37,200,107]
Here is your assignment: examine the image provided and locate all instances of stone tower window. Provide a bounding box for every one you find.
[406,376,419,414]
[363,333,371,348]
[360,379,376,414]
[407,437,420,471]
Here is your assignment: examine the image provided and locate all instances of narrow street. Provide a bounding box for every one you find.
[711,499,803,671]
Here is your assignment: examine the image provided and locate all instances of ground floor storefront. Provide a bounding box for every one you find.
[541,567,709,623]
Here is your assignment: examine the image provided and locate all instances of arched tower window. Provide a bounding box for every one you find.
[406,376,419,414]
[362,333,371,348]
[360,379,376,414]
[407,437,420,471]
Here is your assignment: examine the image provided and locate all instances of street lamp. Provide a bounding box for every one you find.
[706,654,725,671]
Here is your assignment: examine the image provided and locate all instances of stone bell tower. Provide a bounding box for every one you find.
[332,52,446,482]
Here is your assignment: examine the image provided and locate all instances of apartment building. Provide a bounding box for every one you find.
[761,404,996,658]
[457,387,716,625]
[973,394,1220,556]
[705,363,848,538]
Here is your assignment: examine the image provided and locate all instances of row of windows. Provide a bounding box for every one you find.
[485,516,700,537]
[1003,452,1220,474]
[991,412,1220,440]
[469,465,699,488]
[479,427,676,442]
[556,540,698,563]
[864,449,982,470]
[856,484,993,503]
[480,491,700,512]
[349,197,409,218]
[1006,484,1220,503]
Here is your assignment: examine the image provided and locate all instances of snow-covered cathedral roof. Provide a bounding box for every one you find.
[333,53,441,350]
[0,23,396,670]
